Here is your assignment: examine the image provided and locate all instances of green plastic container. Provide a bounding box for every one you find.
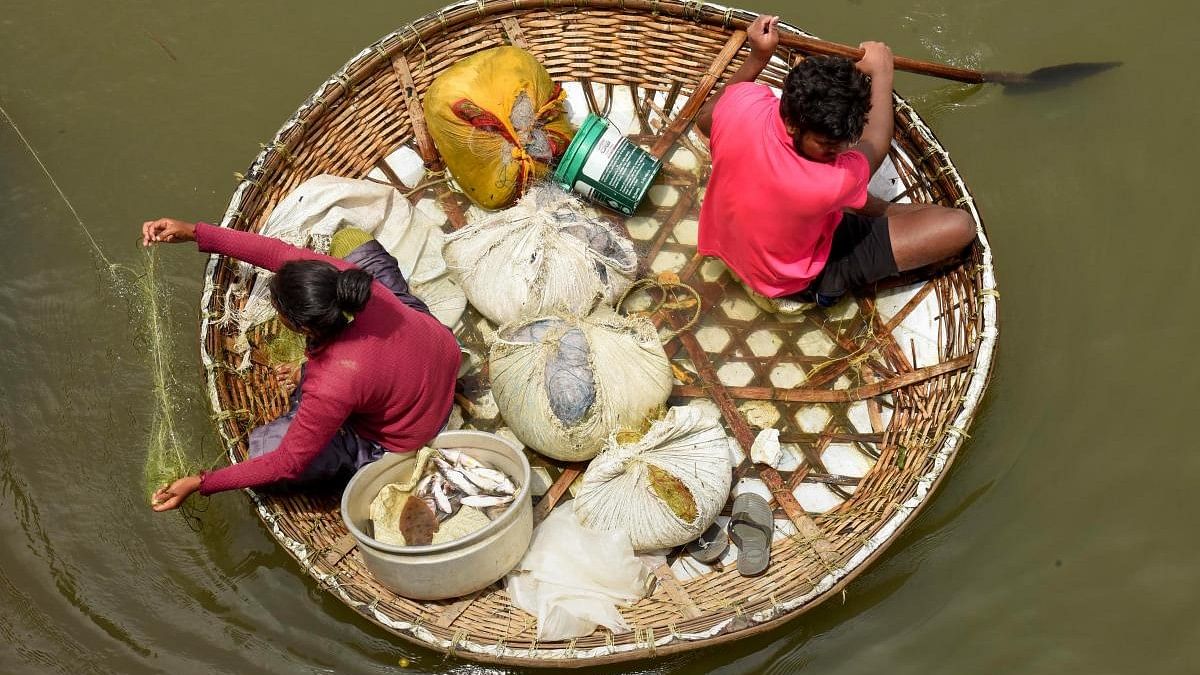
[553,114,661,216]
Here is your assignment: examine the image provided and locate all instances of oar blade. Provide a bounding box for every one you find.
[988,61,1122,94]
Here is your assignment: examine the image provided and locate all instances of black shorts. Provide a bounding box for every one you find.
[784,213,899,307]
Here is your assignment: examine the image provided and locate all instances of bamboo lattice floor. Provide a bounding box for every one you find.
[198,2,998,666]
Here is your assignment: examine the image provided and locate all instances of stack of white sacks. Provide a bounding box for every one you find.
[442,184,733,640]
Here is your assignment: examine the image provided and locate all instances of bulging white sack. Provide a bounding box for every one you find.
[443,185,637,326]
[489,306,672,461]
[574,406,732,551]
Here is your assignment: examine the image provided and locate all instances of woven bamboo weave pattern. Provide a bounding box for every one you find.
[198,1,998,667]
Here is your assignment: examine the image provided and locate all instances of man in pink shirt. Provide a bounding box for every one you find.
[697,15,974,306]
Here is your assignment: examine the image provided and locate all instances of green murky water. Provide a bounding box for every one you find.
[1,0,1196,672]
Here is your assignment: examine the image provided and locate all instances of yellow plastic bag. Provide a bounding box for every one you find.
[423,46,574,209]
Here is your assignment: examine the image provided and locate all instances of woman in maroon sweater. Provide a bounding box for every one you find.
[143,218,461,512]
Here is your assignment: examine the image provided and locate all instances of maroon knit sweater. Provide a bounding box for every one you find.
[195,222,460,495]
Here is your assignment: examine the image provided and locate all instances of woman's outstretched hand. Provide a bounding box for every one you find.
[142,218,197,247]
[151,474,202,511]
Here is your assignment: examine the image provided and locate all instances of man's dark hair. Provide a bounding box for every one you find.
[780,55,872,143]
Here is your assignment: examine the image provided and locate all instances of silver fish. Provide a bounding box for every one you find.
[431,474,454,514]
[460,466,515,495]
[414,473,434,496]
[444,449,485,470]
[461,494,514,508]
[434,457,480,496]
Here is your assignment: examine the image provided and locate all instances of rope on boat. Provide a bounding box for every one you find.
[945,425,971,439]
[616,276,702,342]
[448,629,470,655]
[211,408,251,423]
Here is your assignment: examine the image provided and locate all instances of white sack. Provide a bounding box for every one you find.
[504,502,650,641]
[489,305,672,461]
[230,174,466,361]
[443,185,637,326]
[575,406,732,550]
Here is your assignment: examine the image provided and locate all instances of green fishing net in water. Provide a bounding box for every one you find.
[139,248,201,501]
[143,229,380,501]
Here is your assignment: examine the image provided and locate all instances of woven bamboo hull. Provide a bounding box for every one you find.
[198,1,999,667]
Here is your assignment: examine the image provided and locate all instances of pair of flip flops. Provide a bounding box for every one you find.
[685,493,773,576]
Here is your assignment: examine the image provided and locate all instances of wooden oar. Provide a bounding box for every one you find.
[775,30,1120,92]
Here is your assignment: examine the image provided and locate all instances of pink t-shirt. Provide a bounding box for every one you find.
[698,82,870,297]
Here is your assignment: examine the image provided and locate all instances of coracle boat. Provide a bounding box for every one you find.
[199,0,998,667]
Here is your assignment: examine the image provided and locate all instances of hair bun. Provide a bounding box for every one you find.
[335,268,372,314]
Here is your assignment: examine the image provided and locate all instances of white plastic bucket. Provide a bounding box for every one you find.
[340,430,533,600]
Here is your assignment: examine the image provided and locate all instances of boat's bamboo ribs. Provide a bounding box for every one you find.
[857,368,888,433]
[322,532,359,565]
[780,431,884,444]
[650,562,702,619]
[641,190,696,271]
[630,83,655,134]
[648,30,747,159]
[786,419,836,491]
[370,160,407,192]
[581,78,612,117]
[665,311,839,562]
[804,472,868,488]
[882,282,938,335]
[388,54,441,170]
[671,353,971,403]
[499,16,530,49]
[531,463,584,525]
[858,296,915,374]
[433,591,485,628]
[812,314,897,383]
[660,81,683,122]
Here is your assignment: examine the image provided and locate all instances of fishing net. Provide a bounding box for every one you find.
[423,46,574,209]
[2,99,206,511]
[139,248,201,501]
[443,184,638,326]
[264,323,306,367]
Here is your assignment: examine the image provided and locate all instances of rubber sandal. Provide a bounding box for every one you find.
[728,493,773,577]
[685,521,729,564]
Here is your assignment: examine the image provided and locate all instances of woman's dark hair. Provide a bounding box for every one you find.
[269,260,372,344]
[780,55,872,143]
